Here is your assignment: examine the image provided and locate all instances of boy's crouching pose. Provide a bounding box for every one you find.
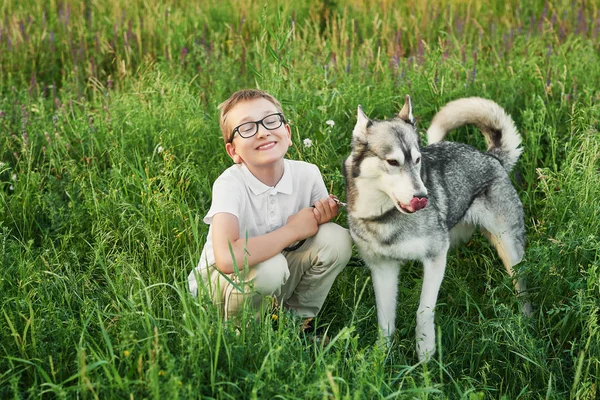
[188,89,352,322]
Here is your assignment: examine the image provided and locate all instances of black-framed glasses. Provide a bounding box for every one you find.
[228,113,286,143]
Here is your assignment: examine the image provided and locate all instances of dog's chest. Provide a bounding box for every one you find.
[349,216,445,262]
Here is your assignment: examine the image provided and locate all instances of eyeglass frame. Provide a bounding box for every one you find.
[227,113,287,143]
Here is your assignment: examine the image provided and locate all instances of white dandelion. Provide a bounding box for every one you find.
[325,119,335,127]
[157,146,164,154]
[303,138,313,148]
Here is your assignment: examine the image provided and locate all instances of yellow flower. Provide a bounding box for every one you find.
[158,370,165,376]
[123,350,131,357]
[271,314,278,321]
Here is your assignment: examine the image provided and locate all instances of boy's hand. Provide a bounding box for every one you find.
[286,207,319,240]
[312,195,339,225]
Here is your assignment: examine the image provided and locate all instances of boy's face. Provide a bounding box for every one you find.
[225,98,292,170]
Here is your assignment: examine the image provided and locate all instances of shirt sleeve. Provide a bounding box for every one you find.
[309,163,328,205]
[203,173,243,225]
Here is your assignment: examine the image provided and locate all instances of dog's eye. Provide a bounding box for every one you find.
[415,157,421,164]
[386,159,400,167]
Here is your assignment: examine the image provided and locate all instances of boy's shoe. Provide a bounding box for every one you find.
[300,317,315,333]
[300,317,330,346]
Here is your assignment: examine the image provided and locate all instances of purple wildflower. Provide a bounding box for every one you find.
[21,105,29,145]
[181,46,188,63]
[470,51,478,83]
[577,6,586,36]
[239,11,246,34]
[29,72,37,96]
[538,3,548,33]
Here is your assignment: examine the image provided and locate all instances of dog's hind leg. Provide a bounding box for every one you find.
[416,248,448,362]
[483,229,533,316]
[475,181,533,316]
[369,260,401,346]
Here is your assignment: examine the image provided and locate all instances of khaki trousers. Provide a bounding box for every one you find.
[197,223,352,320]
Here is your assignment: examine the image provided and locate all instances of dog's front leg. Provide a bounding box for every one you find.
[416,250,448,362]
[369,260,401,346]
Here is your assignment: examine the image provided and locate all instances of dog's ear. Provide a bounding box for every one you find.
[398,95,415,125]
[353,105,370,141]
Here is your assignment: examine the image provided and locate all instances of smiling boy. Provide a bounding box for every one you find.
[188,89,352,323]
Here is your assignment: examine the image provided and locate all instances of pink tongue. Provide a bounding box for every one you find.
[410,197,428,211]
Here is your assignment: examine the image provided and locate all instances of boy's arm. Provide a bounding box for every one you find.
[306,163,339,225]
[212,208,319,274]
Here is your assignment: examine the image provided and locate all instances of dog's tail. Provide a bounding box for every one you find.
[427,97,522,171]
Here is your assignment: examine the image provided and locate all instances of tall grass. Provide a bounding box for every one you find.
[1,0,599,398]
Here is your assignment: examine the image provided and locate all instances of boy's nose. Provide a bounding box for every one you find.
[256,124,271,138]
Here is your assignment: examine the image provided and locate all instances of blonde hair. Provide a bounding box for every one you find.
[218,89,284,142]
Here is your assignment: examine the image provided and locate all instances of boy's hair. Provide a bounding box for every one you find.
[218,89,284,142]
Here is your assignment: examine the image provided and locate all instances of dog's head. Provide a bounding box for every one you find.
[344,95,428,216]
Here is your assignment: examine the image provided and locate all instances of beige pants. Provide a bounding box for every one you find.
[197,223,352,320]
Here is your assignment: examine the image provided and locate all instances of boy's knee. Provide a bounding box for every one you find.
[252,254,290,295]
[316,223,353,264]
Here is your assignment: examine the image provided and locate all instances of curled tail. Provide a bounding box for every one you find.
[427,97,522,171]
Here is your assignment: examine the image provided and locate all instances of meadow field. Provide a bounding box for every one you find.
[1,0,599,398]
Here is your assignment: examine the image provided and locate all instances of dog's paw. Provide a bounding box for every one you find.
[416,336,436,362]
[522,301,533,317]
[417,344,436,363]
[376,333,393,350]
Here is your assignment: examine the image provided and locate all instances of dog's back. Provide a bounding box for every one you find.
[421,141,513,230]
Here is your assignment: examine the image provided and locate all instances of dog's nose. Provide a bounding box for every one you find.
[410,195,428,211]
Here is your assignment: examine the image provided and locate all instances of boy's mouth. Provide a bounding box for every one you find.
[256,141,277,150]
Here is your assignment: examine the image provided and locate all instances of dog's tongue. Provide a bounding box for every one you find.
[410,197,428,211]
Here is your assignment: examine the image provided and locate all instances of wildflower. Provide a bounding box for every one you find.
[303,138,312,148]
[9,185,14,191]
[325,119,335,127]
[11,174,17,181]
[180,47,188,62]
[157,146,164,154]
[0,162,5,169]
[271,314,278,321]
[158,370,165,376]
[123,350,131,357]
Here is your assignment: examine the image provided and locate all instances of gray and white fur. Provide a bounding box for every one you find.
[343,96,531,362]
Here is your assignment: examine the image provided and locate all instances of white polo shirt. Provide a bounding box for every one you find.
[188,159,328,295]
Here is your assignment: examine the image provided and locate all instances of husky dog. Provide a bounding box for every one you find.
[343,96,532,362]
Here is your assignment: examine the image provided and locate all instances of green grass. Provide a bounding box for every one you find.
[1,0,599,398]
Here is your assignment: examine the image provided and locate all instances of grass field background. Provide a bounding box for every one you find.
[1,0,599,398]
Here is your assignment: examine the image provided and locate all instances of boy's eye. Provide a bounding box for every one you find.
[263,116,280,127]
[239,123,255,134]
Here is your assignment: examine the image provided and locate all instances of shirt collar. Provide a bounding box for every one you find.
[241,160,293,195]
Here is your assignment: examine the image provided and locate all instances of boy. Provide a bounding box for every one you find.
[188,89,352,323]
